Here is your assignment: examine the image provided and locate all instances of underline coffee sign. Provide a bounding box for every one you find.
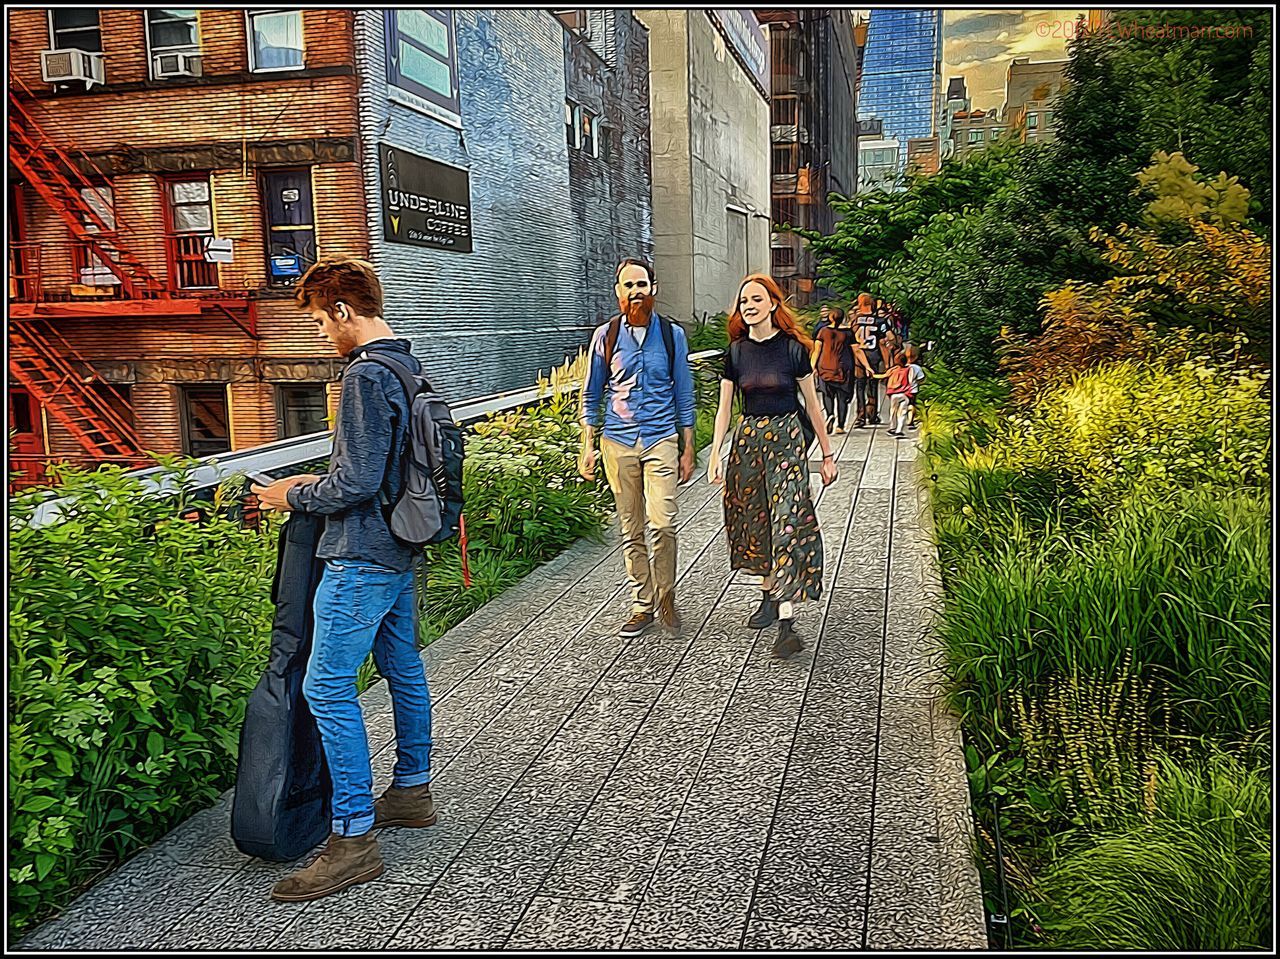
[380,143,472,252]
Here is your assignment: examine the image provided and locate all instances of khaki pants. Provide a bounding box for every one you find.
[600,435,678,615]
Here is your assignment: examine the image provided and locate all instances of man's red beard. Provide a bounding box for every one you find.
[620,293,655,325]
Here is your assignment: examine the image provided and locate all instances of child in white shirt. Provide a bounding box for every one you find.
[904,343,925,430]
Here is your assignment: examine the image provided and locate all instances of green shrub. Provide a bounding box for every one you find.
[8,464,278,937]
[987,358,1271,507]
[686,312,729,353]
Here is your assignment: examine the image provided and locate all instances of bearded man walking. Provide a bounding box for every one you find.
[580,258,696,637]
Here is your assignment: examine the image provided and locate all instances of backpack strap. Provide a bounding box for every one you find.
[346,350,419,510]
[660,316,675,380]
[602,314,623,372]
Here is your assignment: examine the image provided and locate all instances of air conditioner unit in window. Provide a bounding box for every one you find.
[154,51,202,78]
[41,49,105,89]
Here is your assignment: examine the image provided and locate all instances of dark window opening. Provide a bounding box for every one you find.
[772,145,798,175]
[51,9,102,52]
[580,108,596,156]
[10,391,35,435]
[277,383,328,439]
[261,169,316,285]
[180,385,230,458]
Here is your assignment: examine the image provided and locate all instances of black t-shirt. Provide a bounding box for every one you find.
[722,333,812,416]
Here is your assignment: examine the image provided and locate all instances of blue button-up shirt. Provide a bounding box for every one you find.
[581,313,697,449]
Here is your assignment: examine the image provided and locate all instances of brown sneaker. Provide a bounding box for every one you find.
[270,832,384,903]
[374,783,437,829]
[656,593,681,633]
[619,611,654,638]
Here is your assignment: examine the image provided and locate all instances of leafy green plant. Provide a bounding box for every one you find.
[8,463,278,936]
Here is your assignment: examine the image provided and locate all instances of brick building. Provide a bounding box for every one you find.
[8,9,365,488]
[8,8,655,487]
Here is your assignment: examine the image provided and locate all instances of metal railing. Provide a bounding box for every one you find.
[22,348,726,529]
[7,233,230,303]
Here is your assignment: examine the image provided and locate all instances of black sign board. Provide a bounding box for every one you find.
[380,143,472,253]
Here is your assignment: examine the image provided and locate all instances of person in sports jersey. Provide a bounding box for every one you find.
[580,258,697,639]
[850,293,884,428]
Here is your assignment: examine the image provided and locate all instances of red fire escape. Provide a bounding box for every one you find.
[8,79,256,487]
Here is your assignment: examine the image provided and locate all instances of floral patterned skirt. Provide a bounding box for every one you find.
[723,412,823,604]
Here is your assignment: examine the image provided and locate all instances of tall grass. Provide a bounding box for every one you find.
[1027,751,1272,951]
[922,355,1272,950]
[939,489,1271,753]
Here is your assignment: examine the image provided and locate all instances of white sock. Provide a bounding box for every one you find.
[778,601,794,620]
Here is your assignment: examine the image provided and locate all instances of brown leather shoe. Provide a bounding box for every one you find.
[656,593,681,632]
[619,611,654,638]
[270,832,384,903]
[374,783,437,829]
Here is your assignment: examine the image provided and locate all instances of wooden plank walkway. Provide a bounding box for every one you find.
[17,426,987,951]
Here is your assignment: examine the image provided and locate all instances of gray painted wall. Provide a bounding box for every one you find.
[565,12,655,330]
[353,11,595,400]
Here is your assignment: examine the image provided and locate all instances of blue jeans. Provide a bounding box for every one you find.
[304,560,432,837]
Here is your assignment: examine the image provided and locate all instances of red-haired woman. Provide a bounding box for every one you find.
[708,274,838,658]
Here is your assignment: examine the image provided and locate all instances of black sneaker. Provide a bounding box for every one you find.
[772,619,803,659]
[619,611,654,638]
[748,593,779,630]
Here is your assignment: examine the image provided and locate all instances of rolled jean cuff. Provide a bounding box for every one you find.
[393,770,431,788]
[332,811,376,838]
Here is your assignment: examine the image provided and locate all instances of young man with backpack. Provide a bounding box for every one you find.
[253,256,442,902]
[579,258,697,638]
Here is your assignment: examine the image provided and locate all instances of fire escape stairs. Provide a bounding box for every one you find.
[8,321,147,465]
[8,89,169,300]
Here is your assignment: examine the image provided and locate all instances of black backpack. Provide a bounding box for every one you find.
[349,350,464,547]
[603,313,676,378]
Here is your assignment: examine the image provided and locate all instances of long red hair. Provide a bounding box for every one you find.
[726,273,814,351]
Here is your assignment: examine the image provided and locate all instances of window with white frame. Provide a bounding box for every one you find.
[248,9,303,72]
[49,9,102,52]
[565,101,577,150]
[148,10,201,78]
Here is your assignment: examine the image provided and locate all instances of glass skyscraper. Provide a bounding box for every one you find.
[857,10,942,185]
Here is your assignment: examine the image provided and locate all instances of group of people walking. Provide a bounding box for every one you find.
[247,254,925,903]
[812,294,924,437]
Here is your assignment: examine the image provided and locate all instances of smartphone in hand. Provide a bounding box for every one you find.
[245,470,275,488]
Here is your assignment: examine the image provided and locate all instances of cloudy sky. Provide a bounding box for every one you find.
[942,9,1085,110]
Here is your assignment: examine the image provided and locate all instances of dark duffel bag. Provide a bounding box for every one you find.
[231,510,332,860]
